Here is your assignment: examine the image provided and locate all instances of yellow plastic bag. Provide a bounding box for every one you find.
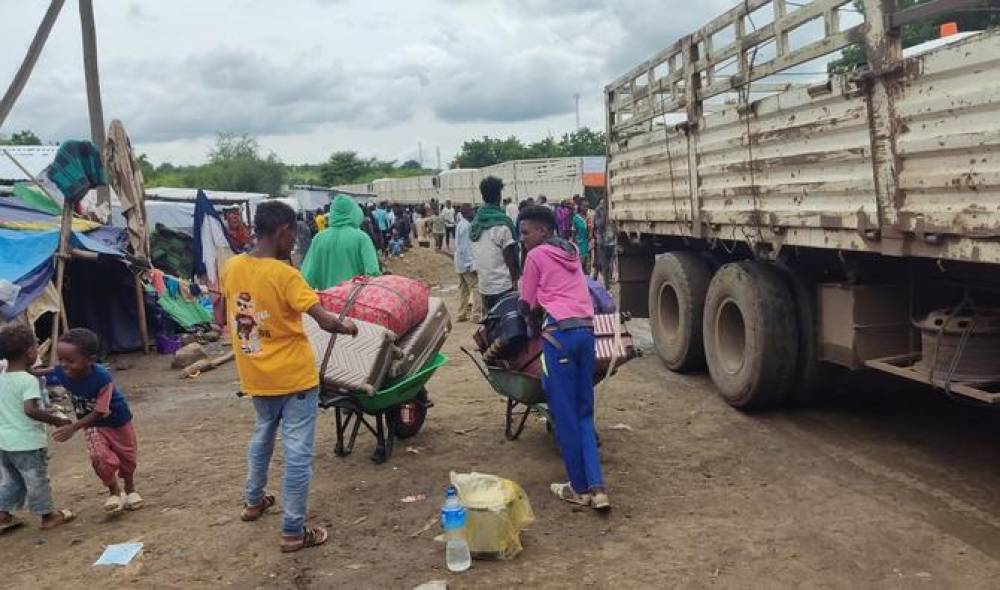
[450,471,534,560]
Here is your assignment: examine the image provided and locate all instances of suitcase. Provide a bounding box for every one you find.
[318,275,430,337]
[496,314,636,379]
[390,297,451,379]
[302,314,399,396]
[594,314,636,375]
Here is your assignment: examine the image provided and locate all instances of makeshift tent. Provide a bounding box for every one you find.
[0,194,143,353]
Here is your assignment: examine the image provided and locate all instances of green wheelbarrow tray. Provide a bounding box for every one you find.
[319,353,448,464]
[319,353,448,412]
[461,346,551,440]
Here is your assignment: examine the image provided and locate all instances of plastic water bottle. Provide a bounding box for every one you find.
[441,485,471,572]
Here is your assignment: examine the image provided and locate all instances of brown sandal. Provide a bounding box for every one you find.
[241,494,276,521]
[40,509,75,530]
[280,525,329,553]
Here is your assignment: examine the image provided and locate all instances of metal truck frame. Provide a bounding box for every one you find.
[606,0,1000,407]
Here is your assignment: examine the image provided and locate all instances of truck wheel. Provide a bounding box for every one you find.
[648,252,713,372]
[780,268,843,405]
[703,262,799,409]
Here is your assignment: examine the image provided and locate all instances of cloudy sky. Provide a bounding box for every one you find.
[2,0,755,166]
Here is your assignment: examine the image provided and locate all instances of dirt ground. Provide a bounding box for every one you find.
[5,247,1000,589]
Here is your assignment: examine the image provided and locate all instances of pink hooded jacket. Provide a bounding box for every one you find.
[519,241,594,321]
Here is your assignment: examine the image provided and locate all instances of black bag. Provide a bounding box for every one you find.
[482,291,528,361]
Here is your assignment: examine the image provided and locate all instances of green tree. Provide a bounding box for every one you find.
[557,128,606,157]
[400,159,422,169]
[195,133,287,196]
[0,130,42,145]
[319,151,373,185]
[137,153,155,182]
[453,136,527,168]
[828,1,1000,73]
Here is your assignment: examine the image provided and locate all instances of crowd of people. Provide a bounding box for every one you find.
[0,180,618,553]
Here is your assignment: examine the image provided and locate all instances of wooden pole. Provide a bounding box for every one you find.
[79,0,110,210]
[133,276,150,353]
[50,204,73,365]
[0,0,65,128]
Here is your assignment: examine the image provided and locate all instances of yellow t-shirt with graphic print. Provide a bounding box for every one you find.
[221,254,320,396]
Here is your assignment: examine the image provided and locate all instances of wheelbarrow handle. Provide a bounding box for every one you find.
[459,346,492,381]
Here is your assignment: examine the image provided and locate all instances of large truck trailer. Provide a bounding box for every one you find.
[606,0,1000,408]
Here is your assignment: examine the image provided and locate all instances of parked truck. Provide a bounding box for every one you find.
[606,0,1000,408]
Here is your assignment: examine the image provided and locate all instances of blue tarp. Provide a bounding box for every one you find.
[0,222,125,321]
[0,228,121,283]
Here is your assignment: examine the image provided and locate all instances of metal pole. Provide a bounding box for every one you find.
[79,0,110,210]
[0,0,65,127]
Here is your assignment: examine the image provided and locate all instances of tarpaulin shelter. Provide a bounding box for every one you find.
[0,199,144,353]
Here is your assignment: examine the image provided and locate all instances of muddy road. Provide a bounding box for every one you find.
[4,251,1000,589]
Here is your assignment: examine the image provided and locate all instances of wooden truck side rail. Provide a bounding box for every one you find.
[606,0,1000,264]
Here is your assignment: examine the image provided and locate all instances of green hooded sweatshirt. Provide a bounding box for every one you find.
[301,195,381,290]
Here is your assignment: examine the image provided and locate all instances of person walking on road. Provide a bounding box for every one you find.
[517,205,610,511]
[472,177,520,312]
[441,200,456,249]
[221,200,358,553]
[453,205,481,322]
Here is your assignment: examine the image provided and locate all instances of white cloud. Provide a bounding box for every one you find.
[0,0,738,165]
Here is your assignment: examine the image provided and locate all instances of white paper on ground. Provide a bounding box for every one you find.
[94,542,143,566]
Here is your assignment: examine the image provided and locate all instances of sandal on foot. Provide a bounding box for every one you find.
[241,494,276,521]
[104,494,125,513]
[550,483,591,506]
[125,492,144,511]
[40,509,75,530]
[0,516,25,534]
[591,492,612,512]
[280,526,329,553]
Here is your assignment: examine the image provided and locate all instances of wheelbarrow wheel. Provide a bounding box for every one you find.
[390,388,429,440]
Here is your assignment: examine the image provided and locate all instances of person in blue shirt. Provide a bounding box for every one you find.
[45,329,142,514]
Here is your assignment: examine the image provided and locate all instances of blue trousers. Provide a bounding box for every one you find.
[542,327,605,493]
[0,449,54,516]
[245,387,319,537]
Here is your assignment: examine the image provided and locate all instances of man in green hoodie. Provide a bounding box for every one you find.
[301,194,381,291]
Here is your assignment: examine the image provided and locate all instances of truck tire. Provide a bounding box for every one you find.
[703,262,799,409]
[648,252,713,372]
[779,268,843,405]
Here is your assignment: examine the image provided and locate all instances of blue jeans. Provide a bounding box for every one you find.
[0,449,54,516]
[541,327,605,493]
[245,387,319,537]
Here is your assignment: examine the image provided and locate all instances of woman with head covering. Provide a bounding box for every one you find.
[301,195,381,290]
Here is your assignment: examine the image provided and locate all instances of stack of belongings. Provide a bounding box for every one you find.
[474,282,637,381]
[306,275,451,395]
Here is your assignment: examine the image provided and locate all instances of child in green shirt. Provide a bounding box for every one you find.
[0,324,75,532]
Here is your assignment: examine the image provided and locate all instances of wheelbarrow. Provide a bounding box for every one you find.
[319,353,447,464]
[461,346,552,441]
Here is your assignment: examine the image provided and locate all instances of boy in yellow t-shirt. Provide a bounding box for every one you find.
[221,201,357,554]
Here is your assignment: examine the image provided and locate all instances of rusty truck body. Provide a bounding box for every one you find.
[606,0,1000,407]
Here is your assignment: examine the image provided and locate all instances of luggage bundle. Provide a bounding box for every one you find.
[474,290,637,380]
[306,275,451,395]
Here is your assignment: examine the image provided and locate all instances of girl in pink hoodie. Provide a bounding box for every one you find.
[518,206,610,511]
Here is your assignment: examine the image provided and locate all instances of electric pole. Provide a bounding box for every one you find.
[574,93,581,130]
[418,141,424,167]
[436,146,442,171]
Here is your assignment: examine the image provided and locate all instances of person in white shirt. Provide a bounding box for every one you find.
[473,178,520,312]
[505,198,519,223]
[441,201,456,250]
[453,206,480,322]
